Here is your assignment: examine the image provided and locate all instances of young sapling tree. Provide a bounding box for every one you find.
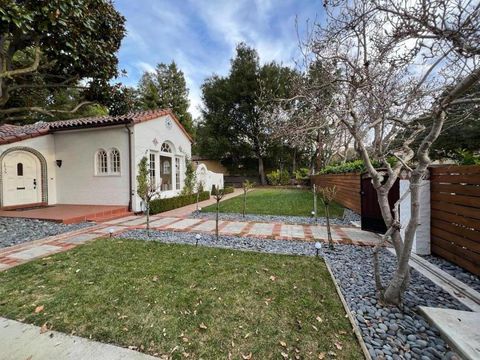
[319,186,337,250]
[137,156,161,235]
[213,186,225,240]
[242,180,255,217]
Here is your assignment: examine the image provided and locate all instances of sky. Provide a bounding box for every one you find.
[115,0,325,119]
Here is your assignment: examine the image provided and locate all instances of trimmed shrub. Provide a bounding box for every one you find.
[150,191,210,214]
[223,186,234,194]
[266,169,290,185]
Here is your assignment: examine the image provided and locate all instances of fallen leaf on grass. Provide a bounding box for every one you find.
[199,323,208,330]
[281,351,288,358]
[242,353,252,359]
[40,323,48,334]
[35,305,44,313]
[244,333,251,339]
[316,316,323,323]
[334,342,343,350]
[318,353,326,359]
[279,341,287,348]
[128,345,138,350]
[269,275,276,282]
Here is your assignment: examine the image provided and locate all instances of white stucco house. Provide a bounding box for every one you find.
[0,109,192,213]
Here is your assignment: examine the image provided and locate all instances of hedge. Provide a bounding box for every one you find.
[150,191,210,215]
[211,185,235,195]
[319,158,396,174]
[223,186,234,194]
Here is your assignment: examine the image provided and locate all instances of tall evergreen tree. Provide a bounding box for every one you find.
[197,43,297,184]
[137,62,194,135]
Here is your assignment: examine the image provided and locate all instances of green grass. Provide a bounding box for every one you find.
[202,188,345,217]
[0,239,361,359]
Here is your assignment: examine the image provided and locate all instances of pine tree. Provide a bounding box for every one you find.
[137,62,194,136]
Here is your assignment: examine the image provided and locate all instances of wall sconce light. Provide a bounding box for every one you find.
[56,160,63,168]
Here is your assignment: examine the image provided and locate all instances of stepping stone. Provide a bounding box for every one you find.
[192,220,221,232]
[280,225,305,238]
[149,217,179,227]
[248,223,274,236]
[120,217,147,226]
[62,233,99,245]
[220,222,247,234]
[8,245,62,260]
[104,215,138,225]
[419,307,480,360]
[341,228,380,243]
[167,218,202,230]
[310,226,342,240]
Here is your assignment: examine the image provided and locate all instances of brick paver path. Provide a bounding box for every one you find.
[0,212,380,272]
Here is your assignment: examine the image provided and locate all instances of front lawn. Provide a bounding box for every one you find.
[0,239,362,359]
[202,188,345,217]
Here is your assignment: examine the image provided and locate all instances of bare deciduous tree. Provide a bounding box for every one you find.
[284,0,479,304]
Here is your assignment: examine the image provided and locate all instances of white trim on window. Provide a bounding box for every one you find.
[94,148,121,176]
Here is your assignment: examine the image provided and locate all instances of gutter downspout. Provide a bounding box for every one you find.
[125,124,133,212]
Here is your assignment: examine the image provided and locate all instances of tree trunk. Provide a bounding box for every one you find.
[146,201,150,236]
[216,199,220,239]
[243,189,247,217]
[292,149,297,174]
[258,157,266,185]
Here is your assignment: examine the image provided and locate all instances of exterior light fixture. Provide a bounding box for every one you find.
[311,210,315,216]
[56,160,63,167]
[195,234,201,247]
[109,228,114,238]
[314,242,322,257]
[198,207,202,211]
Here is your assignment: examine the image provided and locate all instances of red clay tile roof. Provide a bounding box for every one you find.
[0,109,193,145]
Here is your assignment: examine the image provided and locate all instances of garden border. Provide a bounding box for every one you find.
[324,259,371,360]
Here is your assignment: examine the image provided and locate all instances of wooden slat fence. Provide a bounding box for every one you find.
[430,165,480,275]
[310,173,361,213]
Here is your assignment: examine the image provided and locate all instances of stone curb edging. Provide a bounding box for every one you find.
[323,259,372,360]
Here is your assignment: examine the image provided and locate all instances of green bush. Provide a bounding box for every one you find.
[223,186,235,194]
[266,169,290,185]
[294,167,310,180]
[150,191,210,214]
[319,158,397,174]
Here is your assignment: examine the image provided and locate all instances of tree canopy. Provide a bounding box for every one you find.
[0,0,126,123]
[137,62,194,135]
[196,43,298,184]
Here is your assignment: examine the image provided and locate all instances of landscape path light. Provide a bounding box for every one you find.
[195,234,201,247]
[109,228,114,238]
[314,242,322,258]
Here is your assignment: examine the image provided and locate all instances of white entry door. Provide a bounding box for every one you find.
[2,151,42,207]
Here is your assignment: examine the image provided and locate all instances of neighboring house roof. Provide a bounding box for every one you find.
[0,109,193,145]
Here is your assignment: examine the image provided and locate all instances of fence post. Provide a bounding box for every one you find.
[399,170,431,255]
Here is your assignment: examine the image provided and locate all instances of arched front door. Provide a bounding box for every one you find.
[2,151,43,207]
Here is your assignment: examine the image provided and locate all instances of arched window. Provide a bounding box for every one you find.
[17,163,24,176]
[110,148,120,174]
[161,142,172,153]
[96,149,108,174]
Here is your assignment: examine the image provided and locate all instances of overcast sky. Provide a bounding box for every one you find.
[115,0,324,118]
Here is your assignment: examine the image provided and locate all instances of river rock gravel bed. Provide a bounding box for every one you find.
[118,229,465,360]
[0,217,93,249]
[421,254,480,293]
[191,208,361,226]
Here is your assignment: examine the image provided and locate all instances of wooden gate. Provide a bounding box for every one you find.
[430,165,480,275]
[361,172,400,233]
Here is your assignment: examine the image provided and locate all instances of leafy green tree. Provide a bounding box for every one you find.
[197,43,297,184]
[137,62,194,135]
[0,0,126,124]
